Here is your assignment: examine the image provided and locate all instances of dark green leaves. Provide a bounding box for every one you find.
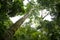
[0,0,25,17]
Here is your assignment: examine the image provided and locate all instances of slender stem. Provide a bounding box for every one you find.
[42,13,49,19]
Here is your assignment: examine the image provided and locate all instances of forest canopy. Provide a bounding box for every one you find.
[0,0,60,40]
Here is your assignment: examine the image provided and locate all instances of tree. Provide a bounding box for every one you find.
[37,0,60,40]
[0,0,60,40]
[0,0,25,40]
[1,0,39,40]
[3,8,34,40]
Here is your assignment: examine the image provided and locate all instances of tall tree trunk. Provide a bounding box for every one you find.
[3,8,34,40]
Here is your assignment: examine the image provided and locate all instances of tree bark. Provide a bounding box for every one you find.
[3,8,34,40]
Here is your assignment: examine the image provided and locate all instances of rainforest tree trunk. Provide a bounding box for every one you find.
[3,8,34,40]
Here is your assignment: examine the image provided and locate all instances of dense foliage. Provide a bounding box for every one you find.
[0,0,60,40]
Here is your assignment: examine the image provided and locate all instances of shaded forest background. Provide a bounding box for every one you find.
[0,0,60,40]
